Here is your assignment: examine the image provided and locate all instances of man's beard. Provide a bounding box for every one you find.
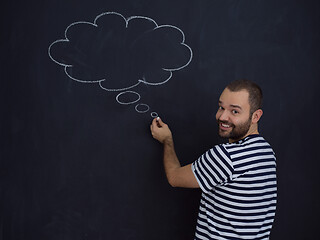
[217,117,252,142]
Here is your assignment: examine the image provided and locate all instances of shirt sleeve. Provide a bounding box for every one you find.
[191,144,234,193]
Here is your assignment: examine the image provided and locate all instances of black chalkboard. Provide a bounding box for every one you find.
[2,0,320,239]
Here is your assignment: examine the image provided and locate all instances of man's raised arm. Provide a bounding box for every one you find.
[150,118,199,188]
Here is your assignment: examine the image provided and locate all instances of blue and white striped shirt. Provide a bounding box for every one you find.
[192,134,277,240]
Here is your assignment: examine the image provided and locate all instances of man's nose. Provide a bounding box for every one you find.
[218,110,229,121]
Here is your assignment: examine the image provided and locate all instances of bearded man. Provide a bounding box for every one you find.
[150,79,277,240]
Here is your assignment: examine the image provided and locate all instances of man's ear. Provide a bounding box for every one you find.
[252,109,263,124]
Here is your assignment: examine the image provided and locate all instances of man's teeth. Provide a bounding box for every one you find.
[222,123,230,128]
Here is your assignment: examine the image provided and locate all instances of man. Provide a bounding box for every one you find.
[150,79,277,240]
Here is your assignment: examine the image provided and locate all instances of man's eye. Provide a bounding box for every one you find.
[218,106,224,110]
[232,110,239,114]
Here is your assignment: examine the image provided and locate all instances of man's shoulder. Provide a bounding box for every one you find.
[222,134,273,154]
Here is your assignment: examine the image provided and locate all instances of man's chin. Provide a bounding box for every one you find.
[218,130,231,139]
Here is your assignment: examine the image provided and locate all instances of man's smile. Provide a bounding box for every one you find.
[219,121,233,131]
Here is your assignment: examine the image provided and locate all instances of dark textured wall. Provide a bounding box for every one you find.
[1,1,319,239]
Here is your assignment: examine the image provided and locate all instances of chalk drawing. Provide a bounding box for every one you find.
[150,112,159,118]
[135,104,150,113]
[116,91,140,105]
[48,11,193,117]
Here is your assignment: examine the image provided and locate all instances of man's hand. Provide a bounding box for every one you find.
[150,117,173,144]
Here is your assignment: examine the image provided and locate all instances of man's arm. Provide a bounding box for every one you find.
[150,118,199,188]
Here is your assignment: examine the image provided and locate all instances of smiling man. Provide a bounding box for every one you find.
[150,79,277,240]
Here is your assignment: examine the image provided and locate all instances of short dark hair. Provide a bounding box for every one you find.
[226,79,263,114]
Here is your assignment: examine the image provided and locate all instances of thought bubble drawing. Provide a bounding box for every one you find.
[48,12,193,117]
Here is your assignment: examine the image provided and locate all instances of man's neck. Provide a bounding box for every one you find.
[228,125,259,143]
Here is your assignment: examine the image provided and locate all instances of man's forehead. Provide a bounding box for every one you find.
[219,88,250,107]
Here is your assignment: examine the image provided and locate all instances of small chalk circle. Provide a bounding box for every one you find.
[151,112,158,118]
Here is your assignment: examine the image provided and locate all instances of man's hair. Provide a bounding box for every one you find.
[226,79,263,114]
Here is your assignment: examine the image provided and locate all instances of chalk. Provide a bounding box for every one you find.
[156,117,161,127]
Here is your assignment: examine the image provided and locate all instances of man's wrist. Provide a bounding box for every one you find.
[163,136,174,146]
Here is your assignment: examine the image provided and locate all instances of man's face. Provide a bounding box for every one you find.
[215,88,253,142]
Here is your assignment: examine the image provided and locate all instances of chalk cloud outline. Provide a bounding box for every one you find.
[48,11,193,116]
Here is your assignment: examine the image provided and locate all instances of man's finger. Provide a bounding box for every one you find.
[152,118,158,128]
[156,117,165,127]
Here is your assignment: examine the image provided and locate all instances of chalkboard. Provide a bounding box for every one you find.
[1,0,320,239]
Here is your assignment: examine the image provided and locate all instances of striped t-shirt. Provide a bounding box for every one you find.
[191,134,277,240]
